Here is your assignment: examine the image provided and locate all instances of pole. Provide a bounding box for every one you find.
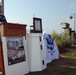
[1,0,4,15]
[74,13,75,32]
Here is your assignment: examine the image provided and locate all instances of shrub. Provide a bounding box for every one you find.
[51,31,71,48]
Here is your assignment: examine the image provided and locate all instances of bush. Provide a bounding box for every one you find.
[51,31,71,48]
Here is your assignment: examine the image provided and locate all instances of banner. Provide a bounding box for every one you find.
[6,37,26,65]
[43,32,59,64]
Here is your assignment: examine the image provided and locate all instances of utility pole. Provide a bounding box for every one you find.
[1,0,4,15]
[69,13,76,32]
[74,13,75,32]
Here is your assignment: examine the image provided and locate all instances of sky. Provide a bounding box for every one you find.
[2,0,76,34]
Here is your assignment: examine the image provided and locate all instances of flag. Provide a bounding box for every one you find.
[42,31,59,64]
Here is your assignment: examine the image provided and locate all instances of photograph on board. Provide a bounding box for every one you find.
[6,37,26,65]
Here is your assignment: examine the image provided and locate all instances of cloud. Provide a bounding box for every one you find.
[70,2,76,10]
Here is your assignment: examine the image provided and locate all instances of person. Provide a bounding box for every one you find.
[0,14,7,22]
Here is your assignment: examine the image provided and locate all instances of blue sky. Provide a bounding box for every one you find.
[3,0,76,33]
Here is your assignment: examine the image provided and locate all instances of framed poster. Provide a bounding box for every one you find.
[33,17,42,33]
[6,37,26,65]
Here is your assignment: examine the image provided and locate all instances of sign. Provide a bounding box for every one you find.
[33,17,42,33]
[6,37,26,65]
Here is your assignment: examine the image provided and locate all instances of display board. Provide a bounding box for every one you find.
[6,37,26,65]
[0,22,29,75]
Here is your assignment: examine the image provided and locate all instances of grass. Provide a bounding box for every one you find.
[59,68,76,75]
[59,47,76,75]
[26,45,76,75]
[61,50,76,59]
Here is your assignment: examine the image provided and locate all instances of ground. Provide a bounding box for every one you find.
[1,45,76,75]
[26,45,76,75]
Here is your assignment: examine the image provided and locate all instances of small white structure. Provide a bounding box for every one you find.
[26,33,47,72]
